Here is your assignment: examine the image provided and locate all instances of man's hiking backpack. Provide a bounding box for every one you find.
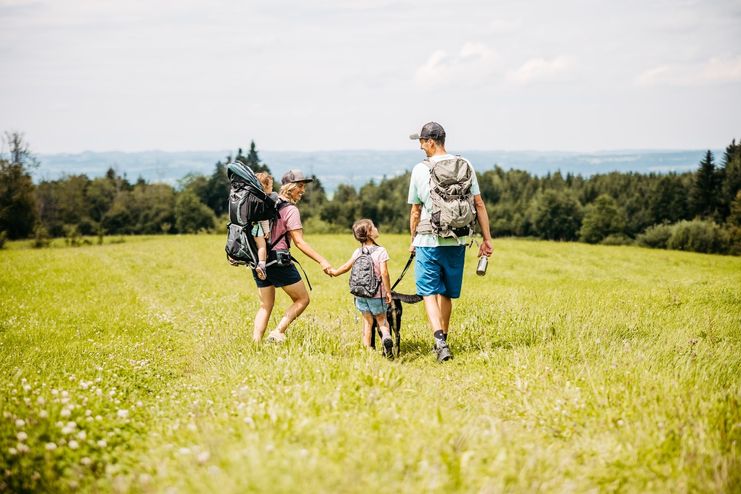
[224,161,283,267]
[417,156,477,239]
[349,246,381,298]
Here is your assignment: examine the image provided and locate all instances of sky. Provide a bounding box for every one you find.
[1,0,740,154]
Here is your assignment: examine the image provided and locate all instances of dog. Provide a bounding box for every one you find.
[370,291,422,358]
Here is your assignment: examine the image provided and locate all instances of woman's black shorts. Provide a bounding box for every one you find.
[252,263,302,288]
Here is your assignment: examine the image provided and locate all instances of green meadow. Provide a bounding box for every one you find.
[1,234,740,493]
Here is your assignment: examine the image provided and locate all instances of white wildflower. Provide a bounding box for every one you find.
[39,410,48,418]
[69,440,79,450]
[61,390,69,398]
[178,447,191,455]
[197,450,210,464]
[9,447,18,455]
[77,431,87,440]
[46,442,58,451]
[97,439,107,448]
[117,409,129,419]
[17,432,28,442]
[23,384,31,392]
[80,381,89,390]
[85,409,92,417]
[37,396,46,405]
[15,419,25,428]
[96,389,102,397]
[51,389,59,396]
[60,408,71,418]
[81,457,92,466]
[17,443,30,454]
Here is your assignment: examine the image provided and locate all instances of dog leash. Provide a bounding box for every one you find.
[391,251,415,291]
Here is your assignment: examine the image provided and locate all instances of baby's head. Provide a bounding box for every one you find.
[255,172,274,194]
[352,219,378,243]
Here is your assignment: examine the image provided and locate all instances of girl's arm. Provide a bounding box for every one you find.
[379,260,392,304]
[289,228,331,271]
[330,256,355,277]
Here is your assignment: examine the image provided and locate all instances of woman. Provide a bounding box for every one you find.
[252,169,332,343]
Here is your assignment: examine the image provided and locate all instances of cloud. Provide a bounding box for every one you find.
[414,42,499,87]
[506,56,573,84]
[636,55,741,86]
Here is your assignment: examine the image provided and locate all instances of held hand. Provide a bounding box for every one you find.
[408,241,416,254]
[478,239,493,258]
[385,292,392,305]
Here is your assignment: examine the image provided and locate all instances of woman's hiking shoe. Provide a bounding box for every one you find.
[435,340,453,362]
[382,336,394,360]
[266,330,286,344]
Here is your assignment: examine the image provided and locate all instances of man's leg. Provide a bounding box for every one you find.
[437,294,452,335]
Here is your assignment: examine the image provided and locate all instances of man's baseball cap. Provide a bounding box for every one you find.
[281,169,314,185]
[409,121,446,140]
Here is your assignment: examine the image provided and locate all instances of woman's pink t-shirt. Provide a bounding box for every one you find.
[269,204,302,250]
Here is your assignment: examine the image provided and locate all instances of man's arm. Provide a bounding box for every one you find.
[474,195,493,257]
[409,204,422,253]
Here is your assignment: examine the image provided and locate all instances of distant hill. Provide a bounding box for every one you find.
[34,149,716,193]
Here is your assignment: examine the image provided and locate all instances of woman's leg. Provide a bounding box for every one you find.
[253,286,275,342]
[273,280,310,335]
[361,312,374,348]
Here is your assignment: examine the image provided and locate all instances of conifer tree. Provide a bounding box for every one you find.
[690,150,722,219]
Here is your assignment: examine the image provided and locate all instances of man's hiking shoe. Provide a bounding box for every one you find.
[266,330,286,344]
[435,340,453,362]
[382,336,394,360]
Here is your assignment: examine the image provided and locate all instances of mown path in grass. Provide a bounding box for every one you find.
[1,235,740,493]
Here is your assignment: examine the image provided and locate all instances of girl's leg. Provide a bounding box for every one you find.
[253,286,276,342]
[374,313,391,339]
[361,312,374,348]
[273,280,310,335]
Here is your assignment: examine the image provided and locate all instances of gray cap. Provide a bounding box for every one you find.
[409,121,446,140]
[281,169,314,185]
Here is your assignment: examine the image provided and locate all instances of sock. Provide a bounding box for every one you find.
[434,330,446,343]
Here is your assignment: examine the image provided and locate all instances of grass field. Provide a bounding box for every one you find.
[1,234,740,493]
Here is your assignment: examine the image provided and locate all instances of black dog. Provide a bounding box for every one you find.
[370,291,422,358]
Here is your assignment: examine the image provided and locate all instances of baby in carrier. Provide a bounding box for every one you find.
[252,172,275,280]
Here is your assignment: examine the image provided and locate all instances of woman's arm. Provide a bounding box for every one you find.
[289,228,331,271]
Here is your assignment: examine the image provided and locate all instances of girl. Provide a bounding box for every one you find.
[329,219,394,357]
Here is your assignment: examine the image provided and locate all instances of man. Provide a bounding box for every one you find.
[407,122,493,362]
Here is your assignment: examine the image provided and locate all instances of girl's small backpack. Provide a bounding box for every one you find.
[349,246,380,298]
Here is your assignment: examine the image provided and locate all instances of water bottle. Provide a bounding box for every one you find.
[476,256,488,276]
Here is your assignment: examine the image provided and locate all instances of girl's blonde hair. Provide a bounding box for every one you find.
[254,172,273,193]
[352,219,376,244]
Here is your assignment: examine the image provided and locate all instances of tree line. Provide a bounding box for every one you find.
[1,132,739,254]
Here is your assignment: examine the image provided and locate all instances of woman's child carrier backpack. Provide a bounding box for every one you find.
[224,161,287,268]
[349,246,381,298]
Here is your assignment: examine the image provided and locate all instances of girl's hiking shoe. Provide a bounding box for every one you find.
[435,340,453,362]
[266,330,286,343]
[382,337,394,360]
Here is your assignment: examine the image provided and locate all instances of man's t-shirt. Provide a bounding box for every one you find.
[407,154,481,247]
[350,245,390,299]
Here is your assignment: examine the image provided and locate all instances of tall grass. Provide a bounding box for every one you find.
[1,235,739,493]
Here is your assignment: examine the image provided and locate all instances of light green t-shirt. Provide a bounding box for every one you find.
[407,154,481,247]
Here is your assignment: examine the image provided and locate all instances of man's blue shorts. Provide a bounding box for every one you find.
[355,297,388,316]
[414,245,466,299]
